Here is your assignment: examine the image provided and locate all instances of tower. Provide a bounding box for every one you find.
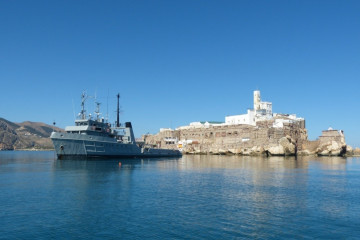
[254,90,261,110]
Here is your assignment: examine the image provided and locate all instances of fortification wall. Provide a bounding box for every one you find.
[144,119,349,156]
[144,119,308,156]
[301,140,320,153]
[142,130,180,150]
[319,130,345,146]
[179,121,307,155]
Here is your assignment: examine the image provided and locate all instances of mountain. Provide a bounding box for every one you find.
[0,118,63,150]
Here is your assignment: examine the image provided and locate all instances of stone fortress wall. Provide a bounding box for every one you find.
[144,119,306,156]
[142,90,350,156]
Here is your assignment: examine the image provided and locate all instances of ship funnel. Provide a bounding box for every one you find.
[125,122,136,144]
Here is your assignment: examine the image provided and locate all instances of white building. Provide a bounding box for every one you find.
[225,109,256,125]
[176,121,224,130]
[174,90,304,130]
[272,114,304,128]
[225,90,273,126]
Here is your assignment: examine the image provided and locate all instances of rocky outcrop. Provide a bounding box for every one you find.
[249,146,266,156]
[266,136,296,156]
[181,129,351,157]
[297,129,349,157]
[316,140,346,156]
[182,136,297,156]
[315,129,346,156]
[353,148,360,156]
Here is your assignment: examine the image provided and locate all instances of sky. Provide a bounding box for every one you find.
[0,0,359,147]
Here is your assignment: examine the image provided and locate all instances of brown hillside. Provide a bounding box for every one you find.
[0,118,63,150]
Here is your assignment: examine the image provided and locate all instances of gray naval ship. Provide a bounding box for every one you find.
[51,93,181,159]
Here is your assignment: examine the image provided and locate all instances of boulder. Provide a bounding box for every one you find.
[241,148,251,155]
[194,149,202,154]
[218,149,227,155]
[267,137,296,156]
[344,145,354,156]
[249,146,266,156]
[316,140,346,156]
[209,148,219,155]
[353,147,360,156]
[267,145,285,155]
[280,136,296,155]
[228,148,240,154]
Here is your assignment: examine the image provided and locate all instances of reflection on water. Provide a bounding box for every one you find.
[0,150,55,165]
[178,154,311,170]
[311,157,348,171]
[1,151,360,239]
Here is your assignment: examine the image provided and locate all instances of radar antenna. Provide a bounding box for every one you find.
[52,121,56,132]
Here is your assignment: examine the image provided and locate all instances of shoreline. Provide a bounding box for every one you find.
[182,152,360,157]
[0,149,55,152]
[2,149,359,157]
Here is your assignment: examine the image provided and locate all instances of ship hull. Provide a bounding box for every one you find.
[51,132,181,159]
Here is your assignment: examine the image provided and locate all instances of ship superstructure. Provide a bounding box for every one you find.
[51,92,181,159]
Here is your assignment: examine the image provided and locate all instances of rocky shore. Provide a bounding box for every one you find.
[181,135,356,157]
[182,141,359,157]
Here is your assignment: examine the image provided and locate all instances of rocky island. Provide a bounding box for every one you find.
[142,90,359,157]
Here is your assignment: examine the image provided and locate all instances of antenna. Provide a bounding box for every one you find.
[72,98,76,121]
[116,93,120,127]
[106,89,109,122]
[95,102,101,121]
[80,91,88,120]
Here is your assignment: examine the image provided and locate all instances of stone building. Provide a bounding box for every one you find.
[141,128,180,150]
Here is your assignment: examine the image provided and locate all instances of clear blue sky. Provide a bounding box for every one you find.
[1,0,359,147]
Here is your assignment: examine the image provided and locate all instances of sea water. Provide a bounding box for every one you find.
[0,151,359,239]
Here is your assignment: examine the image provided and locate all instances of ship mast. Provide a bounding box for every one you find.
[116,93,120,127]
[95,102,101,121]
[80,92,87,120]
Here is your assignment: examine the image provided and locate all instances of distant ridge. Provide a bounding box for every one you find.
[0,117,63,150]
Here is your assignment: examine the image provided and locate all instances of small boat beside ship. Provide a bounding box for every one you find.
[51,93,181,159]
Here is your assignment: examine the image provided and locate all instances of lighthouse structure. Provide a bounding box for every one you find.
[253,90,272,116]
[224,90,274,126]
[254,90,261,111]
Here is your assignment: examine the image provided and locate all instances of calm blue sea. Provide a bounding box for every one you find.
[0,151,359,239]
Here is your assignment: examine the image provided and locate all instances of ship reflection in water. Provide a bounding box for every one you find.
[1,151,359,239]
